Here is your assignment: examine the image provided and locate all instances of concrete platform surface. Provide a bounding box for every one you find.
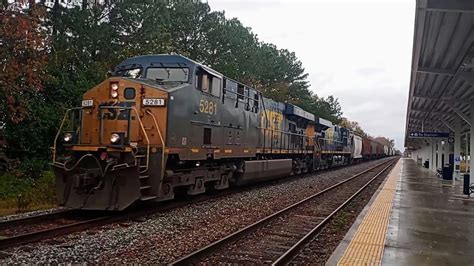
[382,158,474,265]
[329,158,474,266]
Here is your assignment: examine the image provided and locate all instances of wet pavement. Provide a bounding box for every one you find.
[382,158,474,265]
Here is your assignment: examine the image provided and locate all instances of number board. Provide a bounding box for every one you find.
[82,99,94,107]
[143,98,166,106]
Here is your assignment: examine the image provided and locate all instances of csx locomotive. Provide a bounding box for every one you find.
[51,55,390,210]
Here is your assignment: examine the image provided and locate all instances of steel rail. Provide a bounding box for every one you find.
[0,172,305,251]
[0,215,114,250]
[0,167,322,250]
[0,210,73,231]
[272,158,397,265]
[0,197,206,250]
[170,158,398,265]
[0,158,395,252]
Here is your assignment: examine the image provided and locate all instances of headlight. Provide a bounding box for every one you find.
[110,133,120,143]
[63,133,73,142]
[110,82,119,98]
[110,83,119,90]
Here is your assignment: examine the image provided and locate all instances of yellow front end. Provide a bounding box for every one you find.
[52,78,168,210]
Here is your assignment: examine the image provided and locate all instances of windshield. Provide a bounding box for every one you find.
[114,67,142,78]
[146,67,189,83]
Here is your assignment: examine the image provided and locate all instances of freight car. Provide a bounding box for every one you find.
[359,136,393,161]
[361,136,372,161]
[351,134,363,163]
[51,54,386,211]
[376,141,384,159]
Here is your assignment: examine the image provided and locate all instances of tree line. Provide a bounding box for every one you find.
[0,0,344,173]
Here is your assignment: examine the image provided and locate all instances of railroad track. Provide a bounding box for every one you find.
[0,210,115,250]
[0,158,394,252]
[0,209,73,232]
[171,158,398,265]
[0,181,296,250]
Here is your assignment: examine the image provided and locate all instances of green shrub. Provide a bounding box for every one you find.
[0,170,56,214]
[19,159,49,180]
[0,172,33,200]
[31,171,56,205]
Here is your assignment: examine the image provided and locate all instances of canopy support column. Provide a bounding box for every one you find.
[454,117,461,180]
[470,101,474,183]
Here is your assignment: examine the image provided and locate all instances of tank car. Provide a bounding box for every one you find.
[53,54,351,210]
[351,134,363,163]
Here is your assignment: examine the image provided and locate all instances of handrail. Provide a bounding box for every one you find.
[97,106,151,173]
[257,127,311,138]
[260,127,311,154]
[131,107,150,173]
[52,110,71,165]
[53,106,151,173]
[145,109,166,185]
[52,107,84,165]
[260,94,269,153]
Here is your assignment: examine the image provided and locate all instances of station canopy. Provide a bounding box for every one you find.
[405,0,474,149]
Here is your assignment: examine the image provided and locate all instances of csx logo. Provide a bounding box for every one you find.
[101,102,136,120]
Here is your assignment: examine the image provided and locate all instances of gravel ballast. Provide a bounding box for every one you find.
[1,158,391,264]
[0,208,63,223]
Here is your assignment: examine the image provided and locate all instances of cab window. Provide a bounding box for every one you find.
[211,77,221,97]
[146,67,189,82]
[196,69,221,97]
[237,84,245,101]
[114,67,142,78]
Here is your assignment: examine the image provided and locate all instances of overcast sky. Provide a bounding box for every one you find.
[209,0,414,150]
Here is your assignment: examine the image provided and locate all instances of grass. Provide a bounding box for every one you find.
[0,170,57,216]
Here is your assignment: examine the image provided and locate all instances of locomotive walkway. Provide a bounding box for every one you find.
[328,158,474,265]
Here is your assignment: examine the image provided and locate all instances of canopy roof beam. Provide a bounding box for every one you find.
[450,105,471,126]
[424,0,474,13]
[440,118,455,132]
[417,67,455,76]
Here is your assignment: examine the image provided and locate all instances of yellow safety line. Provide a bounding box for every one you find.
[337,160,402,266]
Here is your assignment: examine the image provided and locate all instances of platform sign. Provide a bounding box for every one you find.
[408,132,450,138]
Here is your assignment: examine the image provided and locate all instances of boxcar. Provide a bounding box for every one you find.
[361,136,372,160]
[370,140,378,159]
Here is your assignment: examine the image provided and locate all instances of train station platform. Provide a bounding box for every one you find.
[328,158,474,265]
